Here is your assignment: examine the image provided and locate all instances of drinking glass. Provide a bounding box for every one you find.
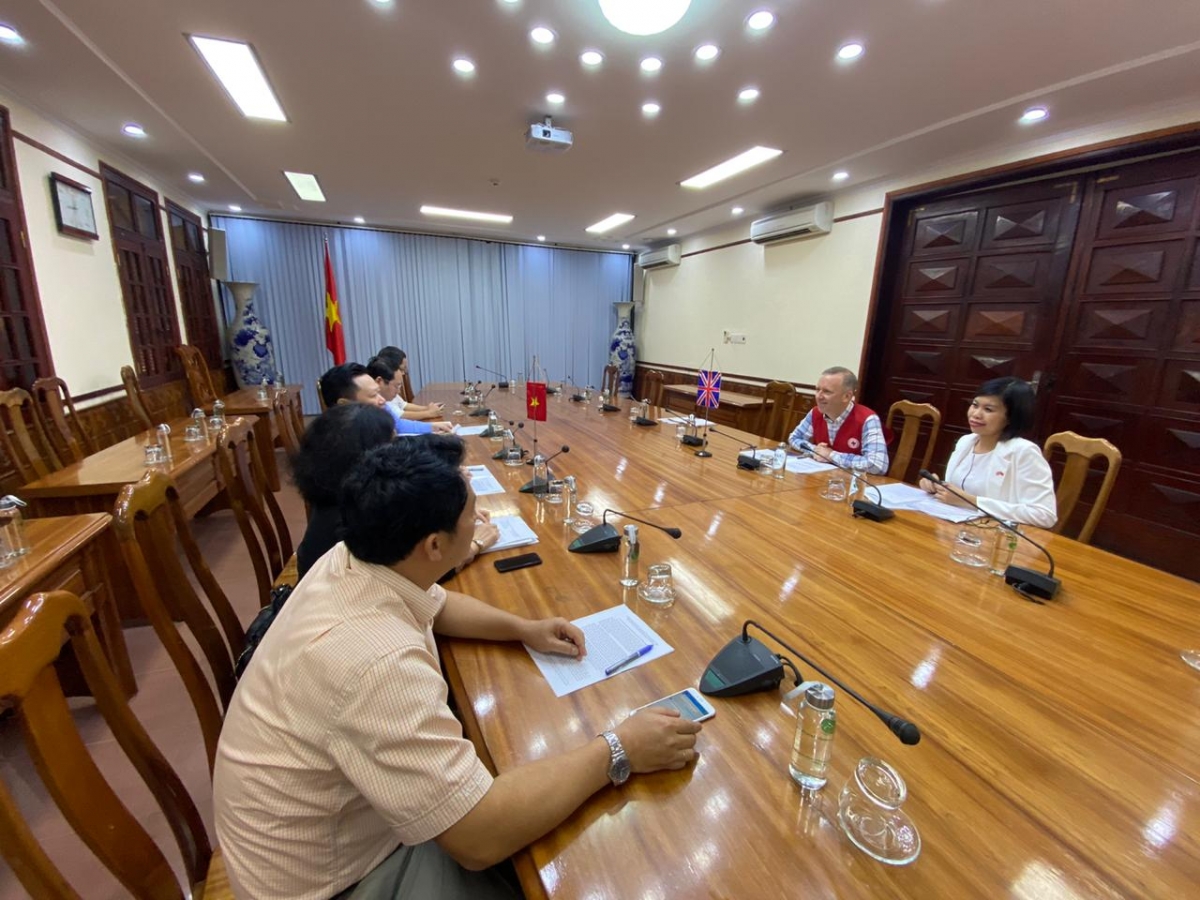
[637,564,676,607]
[572,500,595,533]
[949,521,989,567]
[837,757,921,866]
[675,423,687,441]
[184,424,203,442]
[1182,650,1200,671]
[143,444,164,466]
[820,476,848,501]
[545,479,564,505]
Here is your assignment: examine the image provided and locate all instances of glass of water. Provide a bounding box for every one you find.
[820,476,847,501]
[949,521,990,567]
[637,564,676,607]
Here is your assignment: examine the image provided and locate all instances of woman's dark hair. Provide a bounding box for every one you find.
[975,376,1035,441]
[291,404,395,507]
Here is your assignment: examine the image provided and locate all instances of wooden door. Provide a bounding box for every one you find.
[1043,151,1200,576]
[167,202,222,369]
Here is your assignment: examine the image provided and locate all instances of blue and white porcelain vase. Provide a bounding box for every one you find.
[609,301,636,397]
[224,281,278,388]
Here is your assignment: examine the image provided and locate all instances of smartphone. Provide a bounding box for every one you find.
[493,552,543,573]
[632,688,716,722]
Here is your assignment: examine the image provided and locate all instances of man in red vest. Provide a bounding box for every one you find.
[787,366,889,474]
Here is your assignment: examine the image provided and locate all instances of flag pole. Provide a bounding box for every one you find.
[695,347,716,457]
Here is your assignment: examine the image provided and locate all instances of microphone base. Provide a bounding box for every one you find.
[633,417,658,427]
[680,434,705,447]
[519,478,549,495]
[1004,565,1060,601]
[851,500,894,522]
[545,385,558,394]
[737,456,763,470]
[694,449,713,458]
[601,404,621,412]
[568,522,621,553]
[570,394,586,403]
[468,408,492,418]
[699,636,785,697]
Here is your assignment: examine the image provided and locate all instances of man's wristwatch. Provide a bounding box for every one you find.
[600,730,630,786]
[471,538,483,556]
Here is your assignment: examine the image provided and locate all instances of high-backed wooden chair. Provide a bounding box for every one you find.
[641,369,665,418]
[175,344,220,410]
[0,589,233,900]
[401,369,415,403]
[1042,431,1122,544]
[0,388,62,483]
[753,381,797,445]
[316,378,327,412]
[274,391,303,459]
[886,400,943,483]
[32,377,94,464]
[114,472,245,770]
[600,364,619,397]
[120,365,156,430]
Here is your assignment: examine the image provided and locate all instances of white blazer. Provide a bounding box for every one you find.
[942,435,1058,529]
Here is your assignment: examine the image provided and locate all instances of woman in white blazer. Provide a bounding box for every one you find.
[918,377,1058,528]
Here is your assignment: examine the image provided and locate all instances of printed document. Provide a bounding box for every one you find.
[465,464,505,496]
[874,482,979,523]
[478,515,538,553]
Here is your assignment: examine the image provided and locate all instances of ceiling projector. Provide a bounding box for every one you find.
[527,117,573,152]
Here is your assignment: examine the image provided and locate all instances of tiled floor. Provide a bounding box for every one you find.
[0,453,309,899]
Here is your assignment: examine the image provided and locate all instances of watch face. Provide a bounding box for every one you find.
[612,755,631,785]
[53,177,98,238]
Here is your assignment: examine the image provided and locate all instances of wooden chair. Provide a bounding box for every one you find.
[316,378,327,412]
[274,391,303,458]
[886,400,943,483]
[32,376,95,464]
[0,388,62,483]
[1042,431,1122,544]
[176,344,220,410]
[120,365,156,430]
[222,427,291,600]
[114,472,245,770]
[641,369,665,418]
[0,589,232,900]
[600,364,619,397]
[752,380,797,445]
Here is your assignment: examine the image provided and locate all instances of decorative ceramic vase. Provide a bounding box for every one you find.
[224,281,277,388]
[609,301,635,397]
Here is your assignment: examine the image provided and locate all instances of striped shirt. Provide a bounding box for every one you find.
[213,543,493,900]
[787,401,889,475]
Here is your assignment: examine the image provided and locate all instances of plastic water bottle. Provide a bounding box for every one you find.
[989,522,1019,575]
[772,443,787,479]
[789,683,837,790]
[620,524,640,587]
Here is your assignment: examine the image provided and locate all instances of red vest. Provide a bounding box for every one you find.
[810,403,877,455]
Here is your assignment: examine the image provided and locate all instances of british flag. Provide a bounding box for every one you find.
[697,369,722,408]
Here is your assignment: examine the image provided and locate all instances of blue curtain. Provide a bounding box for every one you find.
[210,217,632,412]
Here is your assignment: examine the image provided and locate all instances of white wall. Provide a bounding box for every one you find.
[3,91,205,398]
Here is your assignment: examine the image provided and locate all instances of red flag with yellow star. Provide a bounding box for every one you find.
[526,381,547,421]
[323,241,346,364]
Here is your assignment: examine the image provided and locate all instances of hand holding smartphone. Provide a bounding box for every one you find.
[632,688,715,722]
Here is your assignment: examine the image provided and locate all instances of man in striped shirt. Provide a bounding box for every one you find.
[788,366,889,475]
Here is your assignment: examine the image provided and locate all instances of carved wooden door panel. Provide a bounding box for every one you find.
[1043,151,1200,575]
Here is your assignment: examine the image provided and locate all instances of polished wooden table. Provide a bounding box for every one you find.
[420,384,1200,900]
[663,382,766,431]
[208,385,303,491]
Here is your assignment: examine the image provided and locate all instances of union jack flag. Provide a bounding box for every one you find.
[697,369,721,408]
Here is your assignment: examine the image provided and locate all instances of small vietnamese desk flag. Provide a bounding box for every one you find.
[697,369,722,409]
[323,241,346,365]
[526,381,547,421]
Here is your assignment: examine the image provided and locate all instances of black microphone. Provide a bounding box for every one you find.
[468,384,497,417]
[919,469,1059,601]
[520,445,570,494]
[491,421,527,459]
[569,508,682,553]
[797,441,893,522]
[699,620,920,745]
[708,427,765,470]
[566,375,586,403]
[475,365,509,389]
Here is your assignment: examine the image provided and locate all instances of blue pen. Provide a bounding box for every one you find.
[604,644,654,677]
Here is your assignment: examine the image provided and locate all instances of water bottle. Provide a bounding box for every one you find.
[532,454,548,495]
[0,495,31,562]
[563,475,577,525]
[772,442,787,479]
[989,522,1019,575]
[487,410,501,440]
[629,399,640,422]
[789,682,837,790]
[620,524,640,587]
[212,399,226,426]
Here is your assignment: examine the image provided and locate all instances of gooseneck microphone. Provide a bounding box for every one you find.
[566,375,586,403]
[919,469,1060,601]
[708,427,764,470]
[520,445,570,494]
[568,508,682,553]
[798,440,893,522]
[475,365,509,389]
[468,384,497,417]
[699,620,921,746]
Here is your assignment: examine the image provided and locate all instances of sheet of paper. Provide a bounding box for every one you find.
[456,424,489,436]
[660,415,711,426]
[873,483,978,522]
[785,456,836,475]
[465,464,505,496]
[478,515,538,553]
[525,605,674,698]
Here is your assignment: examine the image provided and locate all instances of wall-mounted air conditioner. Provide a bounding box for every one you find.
[749,202,834,245]
[636,244,682,269]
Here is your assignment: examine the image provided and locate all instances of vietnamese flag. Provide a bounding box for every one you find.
[323,241,346,365]
[526,381,547,421]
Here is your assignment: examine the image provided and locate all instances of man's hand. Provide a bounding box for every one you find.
[473,520,500,552]
[521,617,587,659]
[614,708,701,773]
[433,402,445,411]
[431,421,454,434]
[813,442,834,462]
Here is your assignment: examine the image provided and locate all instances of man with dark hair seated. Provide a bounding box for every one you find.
[375,346,445,421]
[319,362,452,435]
[215,438,700,899]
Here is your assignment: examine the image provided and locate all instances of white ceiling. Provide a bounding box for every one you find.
[1,0,1199,251]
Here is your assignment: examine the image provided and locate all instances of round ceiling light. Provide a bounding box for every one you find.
[353,216,365,224]
[832,170,849,182]
[837,42,864,61]
[187,172,206,183]
[546,92,565,104]
[537,235,546,242]
[694,43,719,62]
[0,24,24,44]
[747,10,775,32]
[1020,106,1049,124]
[738,87,760,102]
[228,205,242,212]
[581,49,604,67]
[667,228,677,236]
[642,101,662,116]
[122,123,147,138]
[731,206,744,216]
[530,26,556,45]
[452,57,476,74]
[640,56,663,73]
[599,0,692,36]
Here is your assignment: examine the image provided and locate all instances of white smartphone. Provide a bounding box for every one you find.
[632,688,716,722]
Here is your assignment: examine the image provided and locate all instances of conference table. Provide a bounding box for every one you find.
[420,383,1199,899]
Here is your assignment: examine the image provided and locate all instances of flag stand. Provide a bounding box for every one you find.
[694,348,718,457]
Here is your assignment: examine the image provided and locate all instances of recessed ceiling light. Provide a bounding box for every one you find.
[642,101,661,116]
[731,207,744,216]
[586,212,635,234]
[187,172,206,183]
[738,87,760,103]
[189,35,288,122]
[600,0,692,36]
[537,235,546,242]
[1020,106,1049,124]
[640,56,663,73]
[680,145,783,189]
[694,43,719,61]
[580,50,604,67]
[546,92,565,104]
[832,170,849,181]
[622,244,631,250]
[530,26,555,44]
[747,10,775,31]
[667,228,677,236]
[228,205,242,212]
[0,24,24,45]
[284,171,326,202]
[452,57,476,74]
[420,205,513,224]
[369,0,393,5]
[353,216,365,224]
[837,42,864,61]
[122,123,147,138]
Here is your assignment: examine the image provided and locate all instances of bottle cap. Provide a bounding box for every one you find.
[804,683,835,710]
[624,524,639,542]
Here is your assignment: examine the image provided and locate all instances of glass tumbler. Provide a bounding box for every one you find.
[821,476,848,501]
[950,522,989,567]
[637,564,676,607]
[545,479,564,505]
[837,757,921,866]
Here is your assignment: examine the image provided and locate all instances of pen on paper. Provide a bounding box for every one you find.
[604,644,654,677]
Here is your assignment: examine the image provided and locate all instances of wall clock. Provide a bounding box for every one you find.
[50,172,99,240]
